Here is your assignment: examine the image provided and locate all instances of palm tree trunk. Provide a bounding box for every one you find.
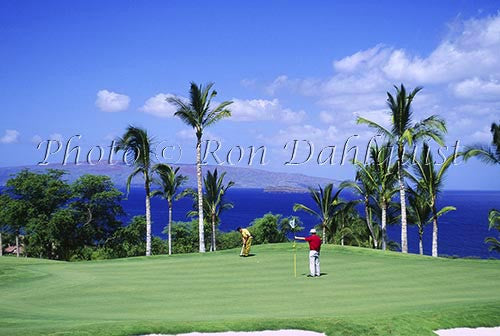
[398,156,408,253]
[419,230,423,255]
[0,232,2,256]
[16,234,19,258]
[168,201,172,255]
[196,138,206,253]
[365,197,377,248]
[145,177,152,256]
[341,221,344,246]
[432,202,438,257]
[381,202,387,251]
[212,213,216,252]
[322,222,326,244]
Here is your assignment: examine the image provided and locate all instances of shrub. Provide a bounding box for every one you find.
[248,213,299,244]
[170,220,199,254]
[152,236,167,255]
[217,231,241,250]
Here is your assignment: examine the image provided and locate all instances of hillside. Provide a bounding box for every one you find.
[1,244,499,336]
[0,163,337,191]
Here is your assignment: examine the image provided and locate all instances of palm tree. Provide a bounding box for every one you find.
[408,142,456,257]
[485,210,500,253]
[407,189,455,255]
[0,194,9,257]
[181,169,234,252]
[293,184,342,243]
[115,126,154,256]
[168,82,233,253]
[330,199,362,246]
[365,143,399,250]
[463,122,500,164]
[407,190,431,255]
[339,172,378,248]
[342,143,398,250]
[357,84,447,253]
[152,164,187,255]
[463,121,500,253]
[202,169,234,251]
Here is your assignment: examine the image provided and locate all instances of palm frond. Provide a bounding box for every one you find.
[401,129,413,147]
[150,189,163,198]
[488,209,500,230]
[413,116,447,146]
[152,163,187,202]
[125,167,143,197]
[491,122,500,147]
[462,145,500,165]
[204,100,233,126]
[115,126,154,170]
[436,153,456,184]
[338,180,362,195]
[356,117,393,139]
[485,237,500,252]
[176,188,196,201]
[435,206,456,218]
[204,108,232,128]
[171,83,233,141]
[293,203,320,218]
[201,168,234,226]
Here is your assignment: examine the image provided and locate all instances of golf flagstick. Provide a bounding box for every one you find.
[293,239,297,278]
[290,218,297,278]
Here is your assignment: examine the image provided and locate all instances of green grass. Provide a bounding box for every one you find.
[1,243,499,336]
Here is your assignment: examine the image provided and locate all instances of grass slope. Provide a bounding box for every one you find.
[1,244,499,336]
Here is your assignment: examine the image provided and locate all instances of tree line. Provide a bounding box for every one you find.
[0,165,302,260]
[293,85,499,256]
[0,82,498,259]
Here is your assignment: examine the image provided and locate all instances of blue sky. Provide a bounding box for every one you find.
[0,0,499,189]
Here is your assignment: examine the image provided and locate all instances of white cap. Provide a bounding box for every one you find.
[309,228,316,234]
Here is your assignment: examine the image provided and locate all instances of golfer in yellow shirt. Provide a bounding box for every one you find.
[237,227,252,257]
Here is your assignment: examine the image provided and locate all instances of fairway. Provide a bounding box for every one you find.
[1,244,499,336]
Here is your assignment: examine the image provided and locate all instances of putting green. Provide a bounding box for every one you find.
[1,244,499,336]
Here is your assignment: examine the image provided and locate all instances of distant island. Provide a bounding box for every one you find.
[0,162,338,192]
[263,186,311,193]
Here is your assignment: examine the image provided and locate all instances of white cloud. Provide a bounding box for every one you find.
[95,89,130,112]
[176,129,222,142]
[381,15,500,83]
[176,129,195,140]
[30,134,67,145]
[31,135,43,144]
[453,78,500,100]
[49,133,64,142]
[139,93,177,117]
[240,78,257,88]
[30,134,65,144]
[333,44,390,73]
[231,98,305,123]
[0,129,20,144]
[265,75,320,96]
[260,124,340,146]
[262,13,500,145]
[138,93,306,124]
[266,75,290,95]
[104,132,120,142]
[470,126,493,142]
[319,111,335,124]
[353,109,392,129]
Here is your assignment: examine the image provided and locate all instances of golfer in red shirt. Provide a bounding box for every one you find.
[295,228,321,277]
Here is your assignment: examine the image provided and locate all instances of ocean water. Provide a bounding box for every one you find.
[124,187,500,259]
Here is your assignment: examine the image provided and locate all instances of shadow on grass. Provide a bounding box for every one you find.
[300,273,328,277]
